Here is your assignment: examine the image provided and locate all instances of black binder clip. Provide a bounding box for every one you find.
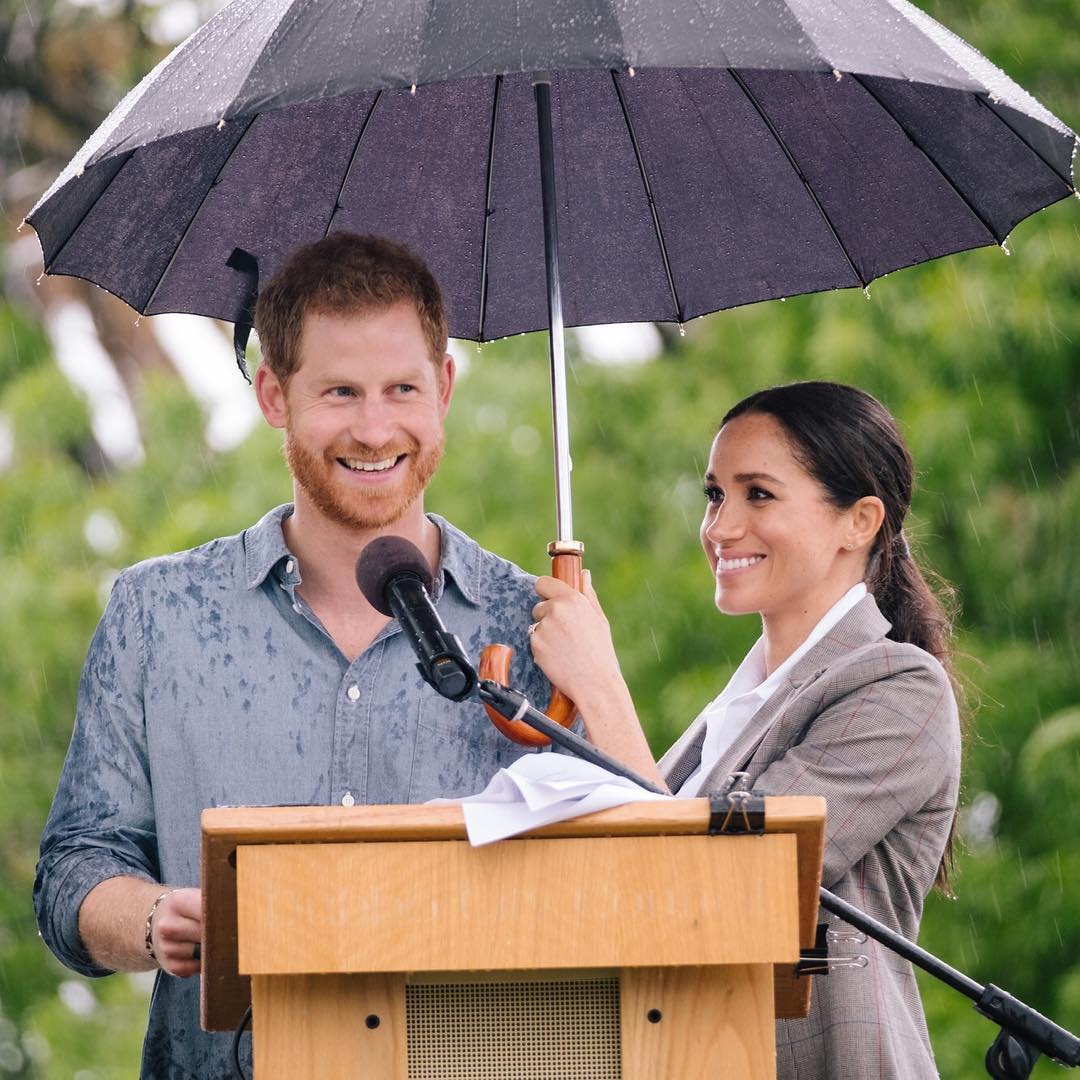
[708,773,766,835]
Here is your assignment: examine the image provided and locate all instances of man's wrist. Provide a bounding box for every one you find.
[144,889,175,963]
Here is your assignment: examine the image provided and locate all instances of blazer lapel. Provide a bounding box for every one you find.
[658,716,708,793]
[660,595,891,794]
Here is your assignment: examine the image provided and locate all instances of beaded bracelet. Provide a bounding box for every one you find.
[144,890,174,962]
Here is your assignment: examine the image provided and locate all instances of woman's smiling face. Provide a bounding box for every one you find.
[700,412,863,622]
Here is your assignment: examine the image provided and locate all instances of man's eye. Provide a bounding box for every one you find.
[396,384,416,394]
[703,485,723,505]
[330,386,354,397]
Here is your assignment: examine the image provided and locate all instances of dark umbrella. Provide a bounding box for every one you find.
[25,0,1077,735]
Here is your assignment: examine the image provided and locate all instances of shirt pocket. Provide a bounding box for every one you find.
[409,687,538,802]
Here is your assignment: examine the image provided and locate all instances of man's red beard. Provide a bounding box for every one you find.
[284,428,444,531]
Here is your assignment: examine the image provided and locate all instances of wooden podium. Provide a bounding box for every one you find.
[201,796,825,1078]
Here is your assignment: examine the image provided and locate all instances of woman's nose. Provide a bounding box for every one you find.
[702,503,745,544]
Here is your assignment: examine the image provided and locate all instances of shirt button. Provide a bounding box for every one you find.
[347,684,360,701]
[341,792,355,807]
[285,559,295,574]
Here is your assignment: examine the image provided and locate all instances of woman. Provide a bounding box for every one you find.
[529,381,961,1080]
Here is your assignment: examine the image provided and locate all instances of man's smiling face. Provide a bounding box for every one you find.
[264,302,454,531]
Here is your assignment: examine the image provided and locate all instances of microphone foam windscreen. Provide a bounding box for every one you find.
[355,536,435,617]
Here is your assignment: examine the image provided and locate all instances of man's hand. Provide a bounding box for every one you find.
[79,877,203,977]
[150,888,202,977]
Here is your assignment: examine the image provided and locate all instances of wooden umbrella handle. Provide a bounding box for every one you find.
[479,543,583,747]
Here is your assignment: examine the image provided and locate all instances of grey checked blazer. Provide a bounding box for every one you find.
[660,594,960,1080]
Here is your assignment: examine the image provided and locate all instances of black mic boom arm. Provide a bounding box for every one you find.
[476,680,668,796]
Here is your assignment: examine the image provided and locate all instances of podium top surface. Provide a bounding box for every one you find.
[202,794,824,845]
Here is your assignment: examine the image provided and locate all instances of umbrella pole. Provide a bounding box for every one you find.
[532,72,582,558]
[475,73,583,746]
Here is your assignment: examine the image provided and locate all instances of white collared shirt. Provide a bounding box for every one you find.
[678,583,867,797]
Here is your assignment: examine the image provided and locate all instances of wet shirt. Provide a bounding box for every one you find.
[34,505,549,1079]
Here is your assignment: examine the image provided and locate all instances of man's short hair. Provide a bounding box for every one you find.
[254,233,449,383]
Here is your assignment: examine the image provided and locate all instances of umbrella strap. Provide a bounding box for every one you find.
[226,247,260,384]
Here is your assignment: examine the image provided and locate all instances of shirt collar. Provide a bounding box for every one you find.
[426,514,482,607]
[720,582,869,703]
[243,504,294,589]
[242,505,482,607]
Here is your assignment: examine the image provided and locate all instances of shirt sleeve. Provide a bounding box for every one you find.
[34,570,158,977]
[750,655,960,889]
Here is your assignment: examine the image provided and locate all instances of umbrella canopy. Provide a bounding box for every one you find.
[27,0,1076,342]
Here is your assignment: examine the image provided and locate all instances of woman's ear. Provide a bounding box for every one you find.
[847,496,886,551]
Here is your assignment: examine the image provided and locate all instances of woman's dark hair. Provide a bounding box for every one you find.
[723,381,961,889]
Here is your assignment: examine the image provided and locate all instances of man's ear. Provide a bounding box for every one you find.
[437,353,456,417]
[254,363,287,429]
[848,495,886,551]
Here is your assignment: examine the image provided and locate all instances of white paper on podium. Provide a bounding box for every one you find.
[432,753,671,846]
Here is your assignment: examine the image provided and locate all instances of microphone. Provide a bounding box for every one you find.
[355,536,477,701]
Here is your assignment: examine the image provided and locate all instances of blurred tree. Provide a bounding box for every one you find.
[0,0,1077,1075]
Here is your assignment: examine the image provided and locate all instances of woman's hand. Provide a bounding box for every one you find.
[529,570,621,702]
[529,571,668,791]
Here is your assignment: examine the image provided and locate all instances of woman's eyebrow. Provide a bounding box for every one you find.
[704,468,790,486]
[733,471,785,485]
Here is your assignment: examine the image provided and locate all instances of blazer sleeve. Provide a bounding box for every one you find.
[751,648,961,889]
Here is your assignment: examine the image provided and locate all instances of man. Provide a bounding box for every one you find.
[35,234,550,1078]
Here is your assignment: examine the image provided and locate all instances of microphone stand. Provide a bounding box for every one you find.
[475,678,1080,1078]
[476,679,667,795]
[814,889,1080,1078]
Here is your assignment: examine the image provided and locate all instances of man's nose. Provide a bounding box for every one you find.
[348,398,397,448]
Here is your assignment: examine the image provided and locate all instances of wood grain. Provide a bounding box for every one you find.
[236,833,799,976]
[621,964,776,1079]
[250,973,405,1080]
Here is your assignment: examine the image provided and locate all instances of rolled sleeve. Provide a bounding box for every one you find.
[35,571,158,976]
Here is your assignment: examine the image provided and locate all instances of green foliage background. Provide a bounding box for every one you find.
[0,0,1078,1075]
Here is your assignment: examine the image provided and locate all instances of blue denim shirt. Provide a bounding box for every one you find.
[35,505,550,1078]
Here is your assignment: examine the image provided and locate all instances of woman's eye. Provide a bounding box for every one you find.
[703,485,724,505]
[748,486,774,501]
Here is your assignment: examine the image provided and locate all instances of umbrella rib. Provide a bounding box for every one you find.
[729,69,866,290]
[143,115,259,315]
[610,70,683,324]
[972,93,1075,190]
[477,74,503,342]
[849,74,1002,245]
[323,91,384,239]
[41,151,135,275]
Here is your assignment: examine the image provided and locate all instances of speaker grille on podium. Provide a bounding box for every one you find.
[406,974,621,1078]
